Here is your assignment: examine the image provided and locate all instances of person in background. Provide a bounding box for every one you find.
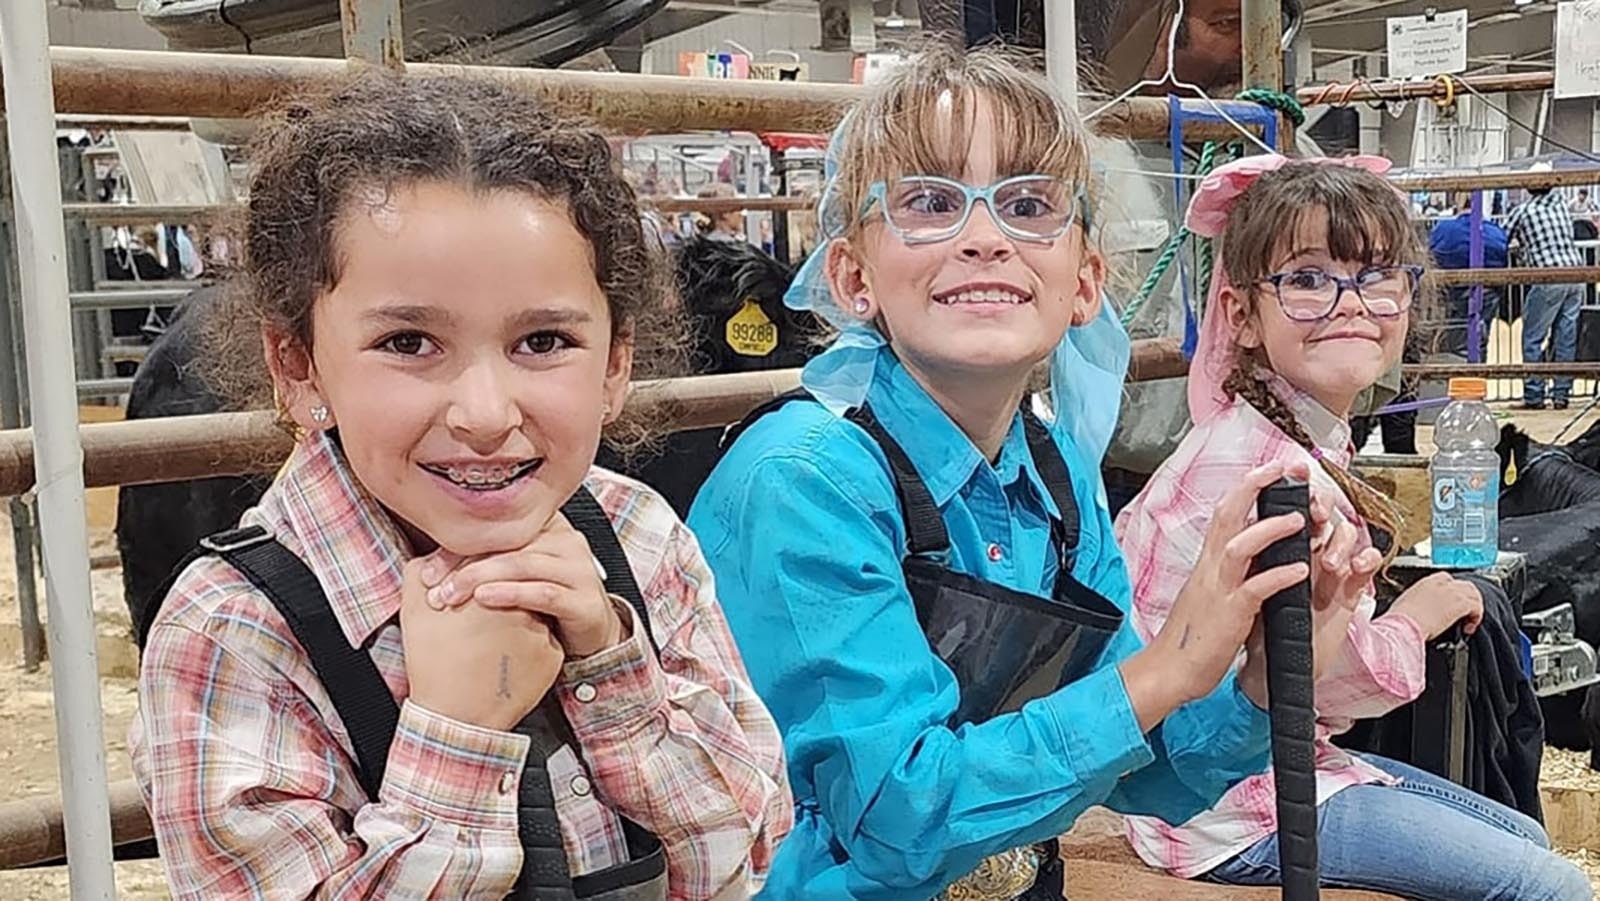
[697,181,747,242]
[1429,192,1508,361]
[1570,187,1597,221]
[1507,177,1585,410]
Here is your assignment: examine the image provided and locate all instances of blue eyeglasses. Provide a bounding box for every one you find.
[856,174,1089,245]
[1256,265,1425,322]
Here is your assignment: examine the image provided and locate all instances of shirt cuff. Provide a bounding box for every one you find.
[556,598,668,737]
[1047,665,1155,791]
[379,699,531,830]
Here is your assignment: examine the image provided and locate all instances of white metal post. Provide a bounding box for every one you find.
[0,2,118,897]
[1045,0,1079,103]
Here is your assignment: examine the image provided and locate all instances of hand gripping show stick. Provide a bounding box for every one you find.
[1253,479,1320,901]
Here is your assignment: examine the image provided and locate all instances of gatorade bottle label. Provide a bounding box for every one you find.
[1432,471,1498,549]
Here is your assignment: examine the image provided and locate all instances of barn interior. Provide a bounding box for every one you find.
[0,0,1599,897]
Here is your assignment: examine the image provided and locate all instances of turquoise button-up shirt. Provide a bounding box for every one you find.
[688,347,1270,900]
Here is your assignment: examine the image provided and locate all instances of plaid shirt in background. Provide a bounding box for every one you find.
[1113,376,1428,879]
[131,429,792,900]
[1507,191,1586,270]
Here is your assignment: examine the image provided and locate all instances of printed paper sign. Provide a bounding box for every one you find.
[1556,0,1600,99]
[1385,9,1467,79]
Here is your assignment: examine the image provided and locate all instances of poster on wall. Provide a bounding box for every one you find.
[1556,0,1600,98]
[1384,9,1467,79]
[751,62,809,81]
[677,52,751,79]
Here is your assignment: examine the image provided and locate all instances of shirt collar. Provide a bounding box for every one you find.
[261,429,413,649]
[865,347,1060,516]
[1264,372,1355,468]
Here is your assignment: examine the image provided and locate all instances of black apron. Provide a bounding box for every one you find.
[728,394,1126,898]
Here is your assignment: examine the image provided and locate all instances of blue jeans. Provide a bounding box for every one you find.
[1206,755,1592,900]
[1522,283,1584,403]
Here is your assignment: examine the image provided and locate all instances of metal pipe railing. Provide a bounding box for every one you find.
[1435,267,1600,287]
[1392,168,1600,193]
[24,46,1242,144]
[0,339,1190,499]
[65,197,817,224]
[76,378,133,399]
[69,288,190,311]
[1297,71,1554,107]
[0,3,117,896]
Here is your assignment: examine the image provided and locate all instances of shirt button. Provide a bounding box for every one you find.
[570,775,592,797]
[498,771,517,795]
[987,543,1004,562]
[573,683,598,703]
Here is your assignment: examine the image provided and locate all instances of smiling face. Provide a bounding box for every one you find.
[267,180,631,556]
[1222,208,1408,417]
[824,65,1105,396]
[1217,162,1426,418]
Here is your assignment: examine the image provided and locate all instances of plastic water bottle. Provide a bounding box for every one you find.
[1430,377,1500,568]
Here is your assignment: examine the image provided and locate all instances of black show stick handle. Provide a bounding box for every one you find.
[1252,479,1320,901]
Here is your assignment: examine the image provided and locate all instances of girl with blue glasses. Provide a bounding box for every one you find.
[688,45,1363,900]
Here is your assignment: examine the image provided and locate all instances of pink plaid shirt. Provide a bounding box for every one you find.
[131,430,792,899]
[1114,378,1427,878]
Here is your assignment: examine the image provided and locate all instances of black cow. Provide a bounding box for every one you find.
[596,235,814,516]
[674,235,815,374]
[115,286,272,633]
[1496,423,1600,518]
[1562,417,1600,472]
[1496,423,1600,768]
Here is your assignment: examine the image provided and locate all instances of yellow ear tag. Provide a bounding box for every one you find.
[1504,455,1518,487]
[725,300,779,357]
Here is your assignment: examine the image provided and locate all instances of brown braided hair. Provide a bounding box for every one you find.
[1223,361,1407,564]
[1218,162,1428,565]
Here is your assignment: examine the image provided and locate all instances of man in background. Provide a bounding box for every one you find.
[1508,176,1585,410]
[1430,192,1509,361]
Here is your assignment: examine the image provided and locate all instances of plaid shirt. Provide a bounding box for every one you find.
[1114,377,1427,878]
[1507,192,1586,270]
[131,430,792,900]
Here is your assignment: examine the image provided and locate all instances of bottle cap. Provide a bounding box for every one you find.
[1447,377,1488,400]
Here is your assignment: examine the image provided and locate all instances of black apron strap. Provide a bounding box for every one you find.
[204,525,400,803]
[511,701,580,900]
[560,485,661,657]
[718,387,813,452]
[1020,411,1081,565]
[845,405,950,556]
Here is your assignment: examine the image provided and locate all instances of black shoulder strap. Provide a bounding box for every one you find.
[561,485,661,658]
[720,386,953,556]
[844,405,950,556]
[718,386,813,451]
[1021,411,1081,561]
[204,525,400,802]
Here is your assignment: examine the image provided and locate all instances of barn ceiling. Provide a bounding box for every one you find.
[1301,0,1557,73]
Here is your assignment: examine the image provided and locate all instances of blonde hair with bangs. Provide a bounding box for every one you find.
[828,44,1100,245]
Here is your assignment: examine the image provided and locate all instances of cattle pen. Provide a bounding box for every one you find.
[1,0,1599,897]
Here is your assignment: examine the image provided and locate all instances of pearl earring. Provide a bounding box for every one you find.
[854,297,870,315]
[310,404,329,424]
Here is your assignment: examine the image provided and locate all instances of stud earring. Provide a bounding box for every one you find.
[310,404,329,424]
[854,297,870,315]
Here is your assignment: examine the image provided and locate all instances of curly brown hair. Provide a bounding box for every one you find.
[203,70,680,446]
[1218,162,1432,563]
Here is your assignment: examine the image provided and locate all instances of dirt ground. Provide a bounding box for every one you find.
[0,402,1597,898]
